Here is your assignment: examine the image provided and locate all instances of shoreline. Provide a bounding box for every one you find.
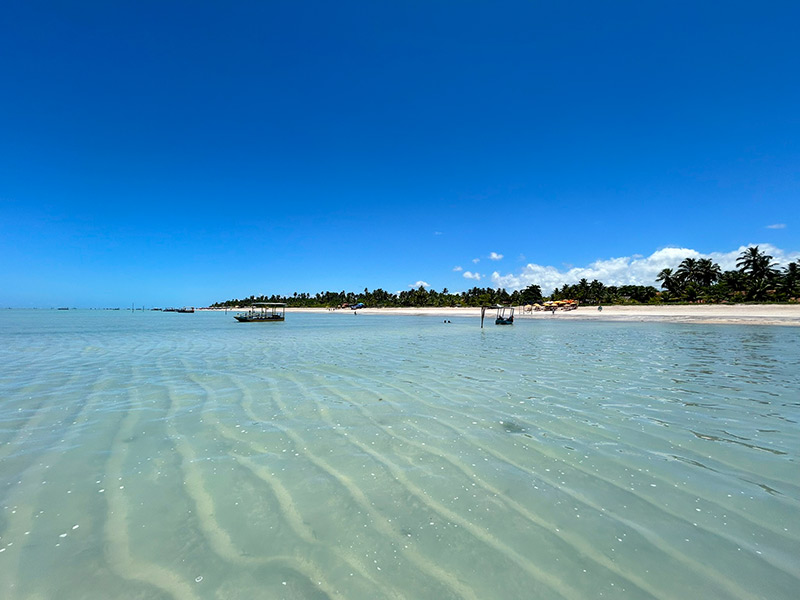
[206,304,800,326]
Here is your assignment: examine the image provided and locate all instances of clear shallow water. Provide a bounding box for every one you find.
[0,310,798,600]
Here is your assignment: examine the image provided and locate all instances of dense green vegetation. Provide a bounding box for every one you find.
[211,285,544,309]
[211,247,799,308]
[550,282,660,305]
[655,246,799,303]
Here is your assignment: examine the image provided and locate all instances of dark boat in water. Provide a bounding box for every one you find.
[495,305,514,325]
[234,302,286,323]
[480,304,514,327]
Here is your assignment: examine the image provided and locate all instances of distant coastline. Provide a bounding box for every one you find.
[204,304,800,326]
[209,247,800,312]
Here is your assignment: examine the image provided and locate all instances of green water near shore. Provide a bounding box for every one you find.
[0,310,798,599]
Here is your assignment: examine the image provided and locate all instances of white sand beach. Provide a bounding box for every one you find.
[210,304,800,326]
[506,304,800,326]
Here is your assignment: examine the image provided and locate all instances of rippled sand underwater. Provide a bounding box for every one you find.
[0,310,798,599]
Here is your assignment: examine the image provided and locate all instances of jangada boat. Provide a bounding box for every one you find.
[480,304,514,327]
[234,302,286,323]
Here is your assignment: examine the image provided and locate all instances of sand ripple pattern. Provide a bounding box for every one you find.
[0,310,798,599]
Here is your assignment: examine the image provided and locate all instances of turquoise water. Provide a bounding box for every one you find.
[0,310,798,600]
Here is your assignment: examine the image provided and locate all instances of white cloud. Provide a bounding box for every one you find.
[472,258,480,264]
[766,223,786,229]
[410,280,430,289]
[489,252,504,261]
[452,266,463,272]
[463,271,482,281]
[434,231,443,235]
[490,245,800,293]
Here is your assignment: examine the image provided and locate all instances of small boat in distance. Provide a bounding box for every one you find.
[495,305,514,325]
[234,302,286,323]
[480,305,514,327]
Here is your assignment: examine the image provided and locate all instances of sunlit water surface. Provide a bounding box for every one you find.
[0,310,797,599]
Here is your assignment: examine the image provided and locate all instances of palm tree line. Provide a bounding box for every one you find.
[656,246,799,302]
[212,286,538,309]
[211,247,799,309]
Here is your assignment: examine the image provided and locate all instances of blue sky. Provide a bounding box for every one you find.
[1,1,798,307]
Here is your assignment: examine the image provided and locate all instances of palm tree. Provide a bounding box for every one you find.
[576,278,590,302]
[676,257,701,285]
[737,246,780,301]
[736,246,778,282]
[656,268,679,293]
[589,279,605,304]
[779,261,800,298]
[696,258,722,287]
[746,279,772,301]
[683,283,700,302]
